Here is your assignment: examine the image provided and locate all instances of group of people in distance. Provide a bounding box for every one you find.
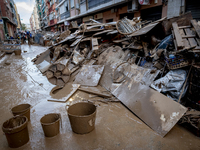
[6,30,32,45]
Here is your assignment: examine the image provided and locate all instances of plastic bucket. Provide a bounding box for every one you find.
[40,113,61,137]
[14,50,21,55]
[67,102,97,134]
[11,104,31,121]
[2,116,29,148]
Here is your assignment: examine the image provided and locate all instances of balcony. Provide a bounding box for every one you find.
[49,6,53,14]
[50,19,54,25]
[60,11,70,20]
[11,8,16,15]
[88,0,112,9]
[9,0,14,7]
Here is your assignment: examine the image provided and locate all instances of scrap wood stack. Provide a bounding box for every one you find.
[33,12,200,137]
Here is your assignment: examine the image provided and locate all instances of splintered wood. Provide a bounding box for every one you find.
[172,20,200,51]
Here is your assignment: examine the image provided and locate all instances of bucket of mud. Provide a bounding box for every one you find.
[14,50,21,55]
[67,102,97,134]
[11,104,31,121]
[2,116,29,148]
[40,113,61,137]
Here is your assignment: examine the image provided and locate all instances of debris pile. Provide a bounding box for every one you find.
[32,12,200,137]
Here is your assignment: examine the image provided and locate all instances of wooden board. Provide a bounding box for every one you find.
[185,28,197,47]
[172,22,184,49]
[179,29,190,47]
[162,12,193,36]
[191,20,200,38]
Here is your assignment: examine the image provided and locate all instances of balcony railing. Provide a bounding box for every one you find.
[60,11,70,20]
[11,8,16,14]
[88,0,112,9]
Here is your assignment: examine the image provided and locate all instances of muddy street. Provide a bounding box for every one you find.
[0,44,199,149]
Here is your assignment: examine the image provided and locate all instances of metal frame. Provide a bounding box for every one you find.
[2,39,21,51]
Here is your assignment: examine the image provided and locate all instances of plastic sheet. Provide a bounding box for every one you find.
[151,69,188,101]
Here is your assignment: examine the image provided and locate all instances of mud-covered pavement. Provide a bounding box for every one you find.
[0,44,200,150]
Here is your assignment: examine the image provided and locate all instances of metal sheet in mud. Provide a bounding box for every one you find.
[34,49,51,65]
[48,83,80,103]
[74,65,104,86]
[112,77,187,137]
[37,60,51,73]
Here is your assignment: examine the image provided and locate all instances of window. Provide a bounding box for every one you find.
[49,13,54,20]
[71,0,74,8]
[60,4,65,14]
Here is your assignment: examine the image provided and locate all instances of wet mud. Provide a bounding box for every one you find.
[0,44,200,149]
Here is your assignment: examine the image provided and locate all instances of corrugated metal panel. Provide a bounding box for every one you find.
[186,1,200,21]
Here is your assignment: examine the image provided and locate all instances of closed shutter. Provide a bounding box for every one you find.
[141,5,162,22]
[186,0,200,21]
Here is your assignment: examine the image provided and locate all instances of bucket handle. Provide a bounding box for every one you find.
[58,113,62,129]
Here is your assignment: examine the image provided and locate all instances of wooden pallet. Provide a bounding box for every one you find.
[172,20,200,51]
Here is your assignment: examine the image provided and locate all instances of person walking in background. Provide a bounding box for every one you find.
[26,31,31,45]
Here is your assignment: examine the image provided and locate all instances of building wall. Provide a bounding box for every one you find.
[0,0,17,37]
[33,6,40,30]
[0,15,5,41]
[14,4,21,30]
[134,0,167,19]
[103,10,118,23]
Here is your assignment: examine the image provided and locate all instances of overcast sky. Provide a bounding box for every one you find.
[14,0,35,24]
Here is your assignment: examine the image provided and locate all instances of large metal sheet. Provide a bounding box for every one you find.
[129,22,159,37]
[74,65,104,86]
[112,70,187,137]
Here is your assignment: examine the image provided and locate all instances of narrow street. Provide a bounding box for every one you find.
[0,44,200,149]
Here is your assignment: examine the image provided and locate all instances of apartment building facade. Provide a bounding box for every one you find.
[0,0,18,39]
[14,4,22,32]
[30,14,35,31]
[36,0,200,32]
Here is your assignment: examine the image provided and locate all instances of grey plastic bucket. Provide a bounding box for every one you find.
[40,113,61,137]
[2,116,29,148]
[67,102,97,134]
[11,104,31,121]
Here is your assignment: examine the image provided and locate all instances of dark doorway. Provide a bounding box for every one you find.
[141,6,162,22]
[186,0,200,21]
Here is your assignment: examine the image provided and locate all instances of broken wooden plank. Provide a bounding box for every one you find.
[195,38,200,46]
[185,28,197,47]
[191,20,200,38]
[172,30,178,50]
[179,29,190,47]
[178,26,191,29]
[182,35,196,38]
[172,22,184,49]
[162,12,193,35]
